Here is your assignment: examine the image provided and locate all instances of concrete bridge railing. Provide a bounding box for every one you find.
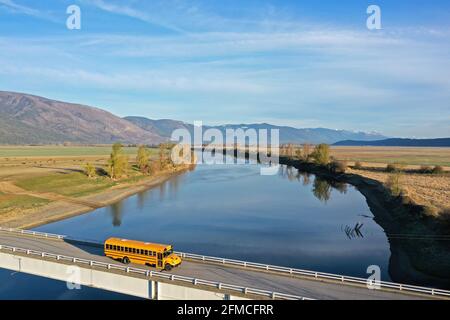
[0,243,310,300]
[2,226,450,299]
[0,227,66,240]
[178,252,450,298]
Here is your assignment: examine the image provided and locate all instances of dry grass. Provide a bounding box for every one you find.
[330,146,450,168]
[348,168,450,215]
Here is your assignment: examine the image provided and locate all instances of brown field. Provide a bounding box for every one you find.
[330,146,450,168]
[330,147,450,216]
[347,168,450,215]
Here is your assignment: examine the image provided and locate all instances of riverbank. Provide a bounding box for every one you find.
[279,156,449,226]
[0,165,191,229]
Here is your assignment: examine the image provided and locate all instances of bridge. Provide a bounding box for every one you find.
[0,228,449,300]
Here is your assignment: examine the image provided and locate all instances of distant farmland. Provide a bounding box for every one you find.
[0,146,140,158]
[331,146,450,167]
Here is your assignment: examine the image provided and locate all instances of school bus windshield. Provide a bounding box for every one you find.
[164,249,174,257]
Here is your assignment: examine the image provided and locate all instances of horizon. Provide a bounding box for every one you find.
[1,1,450,138]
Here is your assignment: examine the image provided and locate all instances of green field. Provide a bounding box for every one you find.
[0,194,50,212]
[15,172,118,198]
[0,146,149,158]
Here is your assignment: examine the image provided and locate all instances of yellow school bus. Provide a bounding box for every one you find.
[104,238,182,271]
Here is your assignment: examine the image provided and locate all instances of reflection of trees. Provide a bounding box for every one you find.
[137,190,152,211]
[330,181,348,194]
[278,166,350,203]
[168,175,181,198]
[159,182,166,201]
[312,177,332,203]
[278,165,301,182]
[285,166,299,182]
[110,202,123,227]
[298,171,311,186]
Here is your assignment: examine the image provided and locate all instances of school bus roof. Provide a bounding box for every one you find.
[105,238,172,251]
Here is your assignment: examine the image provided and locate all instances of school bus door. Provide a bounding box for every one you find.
[157,253,163,268]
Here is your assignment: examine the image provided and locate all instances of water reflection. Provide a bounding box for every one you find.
[342,223,365,239]
[110,202,123,227]
[279,166,348,204]
[312,178,332,203]
[30,160,450,295]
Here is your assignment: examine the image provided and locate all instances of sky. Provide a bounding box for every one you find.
[0,0,449,138]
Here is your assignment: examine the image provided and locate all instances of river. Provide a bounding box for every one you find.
[0,156,447,299]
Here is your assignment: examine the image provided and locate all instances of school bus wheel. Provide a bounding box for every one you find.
[164,264,172,271]
[122,257,130,264]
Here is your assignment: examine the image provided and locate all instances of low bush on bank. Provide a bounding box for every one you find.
[385,172,403,197]
[432,166,445,175]
[420,165,433,174]
[354,161,363,170]
[386,163,405,173]
[329,160,348,174]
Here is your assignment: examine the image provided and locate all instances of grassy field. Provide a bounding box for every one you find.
[330,147,450,167]
[15,172,118,198]
[0,146,141,158]
[0,193,50,213]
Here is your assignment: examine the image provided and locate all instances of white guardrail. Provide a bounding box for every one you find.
[0,228,309,300]
[177,252,450,298]
[0,227,66,240]
[1,227,450,299]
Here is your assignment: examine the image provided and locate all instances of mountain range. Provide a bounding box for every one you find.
[124,117,387,144]
[0,91,388,145]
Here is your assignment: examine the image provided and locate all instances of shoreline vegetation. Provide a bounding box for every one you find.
[225,144,449,223]
[0,144,448,231]
[269,145,450,287]
[0,143,196,229]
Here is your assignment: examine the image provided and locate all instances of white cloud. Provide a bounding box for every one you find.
[0,0,55,21]
[85,0,187,33]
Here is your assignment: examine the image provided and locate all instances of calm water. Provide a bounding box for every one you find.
[0,157,411,299]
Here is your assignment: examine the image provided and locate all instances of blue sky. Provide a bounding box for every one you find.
[0,0,449,138]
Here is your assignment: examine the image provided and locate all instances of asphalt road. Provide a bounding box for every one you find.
[0,231,436,300]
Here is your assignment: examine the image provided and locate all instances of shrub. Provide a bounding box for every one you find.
[386,163,405,173]
[386,164,397,172]
[385,172,403,196]
[419,165,432,174]
[354,161,363,170]
[329,160,348,174]
[310,144,330,166]
[84,163,97,178]
[432,166,444,175]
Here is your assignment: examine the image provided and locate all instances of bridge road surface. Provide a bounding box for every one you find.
[0,231,434,300]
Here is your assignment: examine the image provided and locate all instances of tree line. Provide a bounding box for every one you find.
[83,143,182,180]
